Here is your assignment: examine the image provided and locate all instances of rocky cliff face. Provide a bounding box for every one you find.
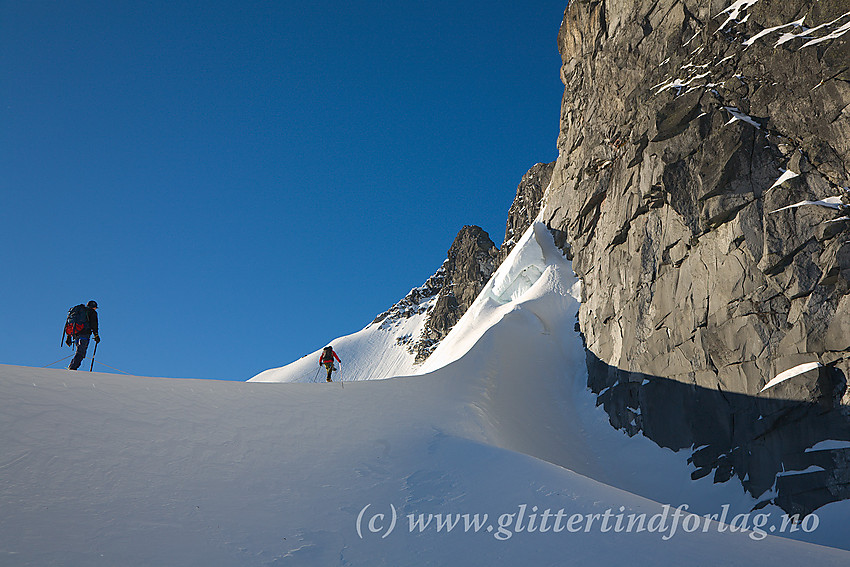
[544,0,850,515]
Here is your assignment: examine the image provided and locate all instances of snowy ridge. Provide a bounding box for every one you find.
[250,260,457,382]
[248,293,435,382]
[417,221,580,374]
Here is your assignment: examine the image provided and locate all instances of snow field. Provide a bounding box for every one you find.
[1,222,848,565]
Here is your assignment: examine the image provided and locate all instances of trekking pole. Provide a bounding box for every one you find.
[89,341,98,372]
[313,367,322,383]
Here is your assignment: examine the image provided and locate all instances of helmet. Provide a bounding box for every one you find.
[87,300,98,308]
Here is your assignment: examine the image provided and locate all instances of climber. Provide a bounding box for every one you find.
[319,346,341,382]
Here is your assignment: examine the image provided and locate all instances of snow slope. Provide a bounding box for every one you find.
[2,223,849,565]
[249,282,439,383]
[5,366,849,566]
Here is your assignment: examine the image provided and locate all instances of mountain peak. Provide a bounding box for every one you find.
[411,225,497,362]
[372,225,498,362]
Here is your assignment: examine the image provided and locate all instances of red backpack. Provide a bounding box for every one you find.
[63,304,90,345]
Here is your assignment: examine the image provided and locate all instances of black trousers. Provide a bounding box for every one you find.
[69,336,90,370]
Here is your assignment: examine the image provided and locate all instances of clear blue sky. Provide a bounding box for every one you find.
[1,0,566,380]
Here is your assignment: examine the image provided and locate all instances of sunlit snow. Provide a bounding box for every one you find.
[770,196,845,214]
[2,223,849,565]
[759,361,823,392]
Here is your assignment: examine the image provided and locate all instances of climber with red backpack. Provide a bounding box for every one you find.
[63,300,100,370]
[319,346,341,382]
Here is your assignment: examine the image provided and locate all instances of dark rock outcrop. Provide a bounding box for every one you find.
[499,162,556,263]
[412,226,498,362]
[372,225,498,362]
[545,0,850,515]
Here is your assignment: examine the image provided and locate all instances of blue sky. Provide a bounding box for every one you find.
[1,0,566,380]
